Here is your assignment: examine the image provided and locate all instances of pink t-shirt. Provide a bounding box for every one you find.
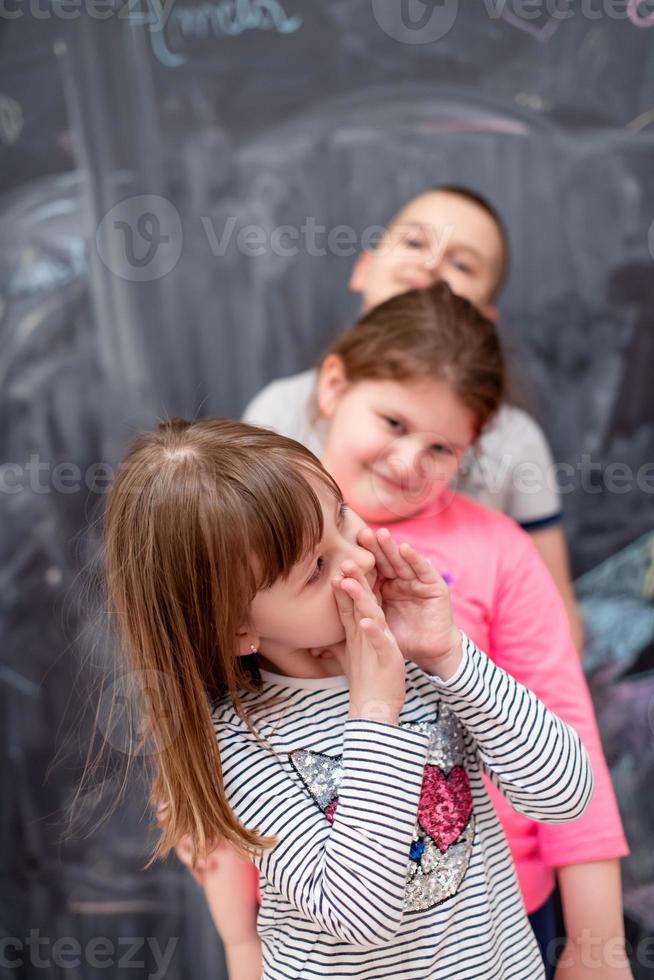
[368,492,628,913]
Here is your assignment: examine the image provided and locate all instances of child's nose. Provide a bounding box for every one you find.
[388,437,424,476]
[422,252,442,275]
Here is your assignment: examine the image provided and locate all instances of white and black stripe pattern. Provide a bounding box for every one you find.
[433,635,594,824]
[212,634,592,979]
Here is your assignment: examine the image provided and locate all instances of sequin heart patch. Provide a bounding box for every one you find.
[417,765,473,852]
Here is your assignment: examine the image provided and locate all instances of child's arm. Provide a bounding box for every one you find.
[529,523,585,656]
[482,523,630,945]
[555,861,632,980]
[172,836,261,979]
[361,527,630,977]
[202,847,261,980]
[496,411,584,656]
[357,529,593,823]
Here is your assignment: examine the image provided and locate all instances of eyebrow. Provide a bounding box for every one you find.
[374,404,469,451]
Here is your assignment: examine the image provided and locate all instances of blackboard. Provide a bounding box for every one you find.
[1,3,653,976]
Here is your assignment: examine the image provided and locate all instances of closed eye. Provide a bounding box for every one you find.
[431,443,454,455]
[448,255,477,275]
[381,415,404,432]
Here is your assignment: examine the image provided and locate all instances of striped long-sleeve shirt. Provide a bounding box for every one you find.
[212,634,593,979]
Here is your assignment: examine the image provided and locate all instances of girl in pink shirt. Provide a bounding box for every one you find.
[180,283,630,980]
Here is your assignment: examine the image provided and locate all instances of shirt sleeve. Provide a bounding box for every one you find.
[241,380,288,430]
[503,413,562,530]
[218,719,430,948]
[488,527,629,867]
[427,634,594,823]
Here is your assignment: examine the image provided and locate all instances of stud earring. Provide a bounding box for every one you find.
[249,643,257,654]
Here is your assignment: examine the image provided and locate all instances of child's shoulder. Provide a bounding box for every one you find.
[485,403,549,445]
[243,368,316,417]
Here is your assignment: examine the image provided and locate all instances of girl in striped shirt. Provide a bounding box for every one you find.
[104,416,592,979]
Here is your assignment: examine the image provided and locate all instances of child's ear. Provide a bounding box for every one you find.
[235,629,260,658]
[317,355,349,419]
[480,301,498,323]
[348,250,372,295]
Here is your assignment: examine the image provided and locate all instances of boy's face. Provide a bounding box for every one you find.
[349,191,504,317]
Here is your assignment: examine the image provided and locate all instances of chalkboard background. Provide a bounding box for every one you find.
[1,2,654,976]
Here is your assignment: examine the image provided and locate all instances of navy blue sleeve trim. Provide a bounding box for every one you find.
[519,512,564,532]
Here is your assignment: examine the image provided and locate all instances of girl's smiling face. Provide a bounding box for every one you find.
[317,358,477,524]
[244,479,376,678]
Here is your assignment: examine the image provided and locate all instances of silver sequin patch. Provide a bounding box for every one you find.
[289,705,475,913]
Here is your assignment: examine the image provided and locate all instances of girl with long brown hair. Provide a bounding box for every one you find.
[102,415,592,979]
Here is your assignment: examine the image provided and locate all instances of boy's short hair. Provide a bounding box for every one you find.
[383,185,510,302]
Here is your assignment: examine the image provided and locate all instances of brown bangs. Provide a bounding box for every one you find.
[97,417,345,867]
[243,462,338,591]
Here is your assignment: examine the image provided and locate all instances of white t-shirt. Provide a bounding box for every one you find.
[243,369,562,530]
[212,635,592,978]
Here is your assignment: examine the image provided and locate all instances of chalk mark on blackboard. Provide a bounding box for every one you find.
[0,93,24,146]
[145,0,303,67]
[497,8,562,42]
[625,108,654,132]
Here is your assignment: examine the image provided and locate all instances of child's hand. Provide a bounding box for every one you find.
[357,528,462,679]
[331,561,406,725]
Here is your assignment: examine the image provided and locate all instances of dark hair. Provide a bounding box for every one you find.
[323,281,504,438]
